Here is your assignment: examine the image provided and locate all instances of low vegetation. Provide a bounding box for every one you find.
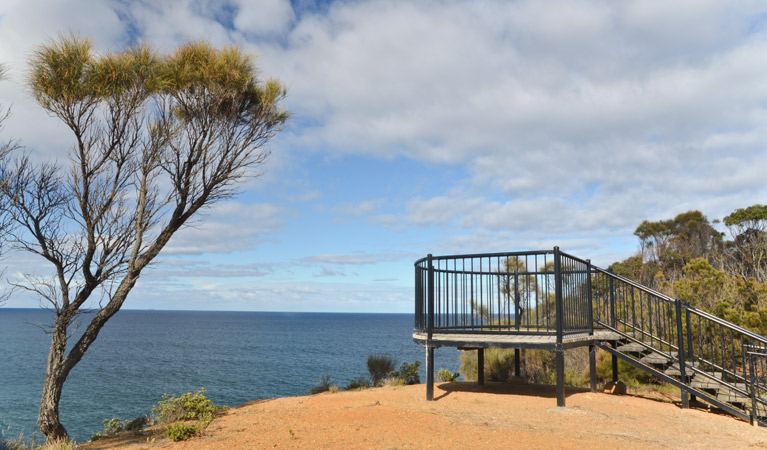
[367,354,397,386]
[437,368,460,382]
[152,388,227,441]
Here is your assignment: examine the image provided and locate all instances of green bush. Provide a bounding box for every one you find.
[165,422,200,442]
[367,354,396,386]
[389,360,421,385]
[89,414,152,441]
[344,376,371,390]
[595,349,653,388]
[152,388,223,425]
[308,375,337,394]
[460,349,516,382]
[437,368,459,382]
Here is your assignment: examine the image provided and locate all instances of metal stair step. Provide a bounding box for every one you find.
[689,372,724,390]
[717,388,751,407]
[639,353,673,366]
[617,342,646,353]
[663,361,699,377]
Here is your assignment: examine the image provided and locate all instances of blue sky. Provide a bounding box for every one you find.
[1,0,766,312]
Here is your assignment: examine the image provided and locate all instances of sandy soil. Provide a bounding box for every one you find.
[79,382,767,450]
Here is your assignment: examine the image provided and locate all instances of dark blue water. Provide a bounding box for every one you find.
[0,309,461,443]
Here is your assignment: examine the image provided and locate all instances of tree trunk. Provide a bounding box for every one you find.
[38,323,69,442]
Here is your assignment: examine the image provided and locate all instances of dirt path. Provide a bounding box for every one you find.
[80,382,767,449]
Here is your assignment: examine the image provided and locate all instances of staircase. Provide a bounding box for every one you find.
[590,267,767,425]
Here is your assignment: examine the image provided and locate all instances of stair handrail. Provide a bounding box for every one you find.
[593,266,767,346]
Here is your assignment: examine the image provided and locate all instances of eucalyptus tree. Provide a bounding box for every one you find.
[1,37,288,442]
[723,204,767,283]
[0,64,19,264]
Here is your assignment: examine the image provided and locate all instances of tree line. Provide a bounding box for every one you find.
[611,206,767,334]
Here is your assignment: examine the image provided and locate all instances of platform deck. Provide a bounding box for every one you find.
[413,330,620,350]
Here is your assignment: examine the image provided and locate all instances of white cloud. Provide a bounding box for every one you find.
[232,0,295,36]
[164,201,289,255]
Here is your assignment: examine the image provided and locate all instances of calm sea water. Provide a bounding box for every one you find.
[0,309,461,443]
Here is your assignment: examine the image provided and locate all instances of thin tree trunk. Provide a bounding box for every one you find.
[38,323,69,442]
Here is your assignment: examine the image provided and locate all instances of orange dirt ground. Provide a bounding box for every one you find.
[79,382,767,450]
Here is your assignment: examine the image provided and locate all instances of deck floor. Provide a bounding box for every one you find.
[413,330,620,350]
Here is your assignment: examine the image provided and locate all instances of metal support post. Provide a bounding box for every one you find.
[554,247,566,407]
[611,341,619,382]
[555,344,565,407]
[426,254,435,401]
[514,349,521,377]
[426,345,434,401]
[589,344,597,393]
[675,299,689,409]
[477,348,485,386]
[685,308,696,403]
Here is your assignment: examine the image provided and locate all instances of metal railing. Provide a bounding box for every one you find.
[415,248,593,340]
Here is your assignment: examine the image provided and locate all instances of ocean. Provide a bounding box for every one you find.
[0,309,462,443]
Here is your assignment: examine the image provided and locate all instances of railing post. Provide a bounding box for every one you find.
[586,259,594,335]
[685,307,696,403]
[675,299,689,409]
[587,260,596,393]
[554,247,566,407]
[608,269,618,382]
[426,254,435,401]
[749,351,758,426]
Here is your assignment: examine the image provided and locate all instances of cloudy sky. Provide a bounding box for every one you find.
[0,0,766,312]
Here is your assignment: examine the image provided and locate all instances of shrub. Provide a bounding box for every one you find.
[595,349,653,388]
[460,349,516,382]
[344,376,371,390]
[437,368,459,382]
[308,375,337,394]
[389,360,421,385]
[90,414,152,441]
[152,388,223,425]
[367,354,396,386]
[165,422,200,442]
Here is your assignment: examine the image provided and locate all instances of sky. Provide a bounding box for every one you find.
[0,0,766,313]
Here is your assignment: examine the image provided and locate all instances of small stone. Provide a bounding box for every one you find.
[603,380,627,395]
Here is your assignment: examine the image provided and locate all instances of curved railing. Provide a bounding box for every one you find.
[415,248,594,340]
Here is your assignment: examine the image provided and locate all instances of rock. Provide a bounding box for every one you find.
[603,380,627,395]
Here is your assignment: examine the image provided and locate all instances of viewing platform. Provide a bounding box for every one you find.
[413,248,767,425]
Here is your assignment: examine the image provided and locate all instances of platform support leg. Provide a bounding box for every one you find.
[477,348,485,386]
[426,345,435,400]
[514,348,521,377]
[555,345,565,407]
[611,341,619,383]
[589,344,597,393]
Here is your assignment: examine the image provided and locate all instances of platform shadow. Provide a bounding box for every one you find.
[433,381,590,401]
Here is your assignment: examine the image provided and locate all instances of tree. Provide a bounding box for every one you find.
[0,37,288,442]
[0,64,19,278]
[723,204,767,282]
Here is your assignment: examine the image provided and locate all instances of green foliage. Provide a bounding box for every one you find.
[388,360,421,385]
[724,204,767,228]
[165,422,200,442]
[152,388,224,426]
[90,414,152,441]
[151,389,224,442]
[308,375,337,395]
[595,351,653,388]
[344,376,371,390]
[367,354,396,386]
[460,349,516,382]
[437,368,459,382]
